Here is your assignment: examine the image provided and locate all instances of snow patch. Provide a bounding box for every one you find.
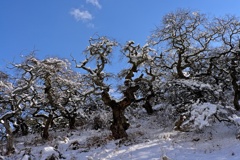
[182,102,218,130]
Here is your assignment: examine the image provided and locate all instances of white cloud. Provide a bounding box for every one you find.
[70,8,93,22]
[86,0,102,9]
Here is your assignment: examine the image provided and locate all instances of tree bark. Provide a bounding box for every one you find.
[110,106,129,139]
[14,118,28,136]
[42,114,53,140]
[20,122,29,136]
[102,90,131,139]
[176,51,188,79]
[69,116,76,129]
[230,60,240,110]
[143,85,154,115]
[143,101,154,115]
[2,120,15,155]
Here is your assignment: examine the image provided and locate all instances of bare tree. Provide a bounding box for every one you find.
[149,9,220,79]
[76,36,155,139]
[211,15,240,110]
[0,68,35,154]
[17,56,85,139]
[150,9,240,111]
[200,17,240,111]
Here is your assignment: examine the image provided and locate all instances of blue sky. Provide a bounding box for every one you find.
[1,0,240,72]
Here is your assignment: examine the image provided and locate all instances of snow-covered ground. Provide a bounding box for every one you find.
[2,106,240,160]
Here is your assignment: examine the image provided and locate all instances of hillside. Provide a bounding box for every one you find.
[2,105,240,160]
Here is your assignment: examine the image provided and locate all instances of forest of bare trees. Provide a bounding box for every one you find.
[1,9,240,155]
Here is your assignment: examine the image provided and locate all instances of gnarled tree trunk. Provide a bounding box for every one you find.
[176,52,186,79]
[20,122,29,136]
[2,120,15,155]
[13,118,28,136]
[102,90,133,139]
[69,115,76,129]
[230,59,240,111]
[110,106,129,139]
[42,114,53,140]
[143,101,154,115]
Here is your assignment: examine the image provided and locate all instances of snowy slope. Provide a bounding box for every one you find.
[2,106,240,160]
